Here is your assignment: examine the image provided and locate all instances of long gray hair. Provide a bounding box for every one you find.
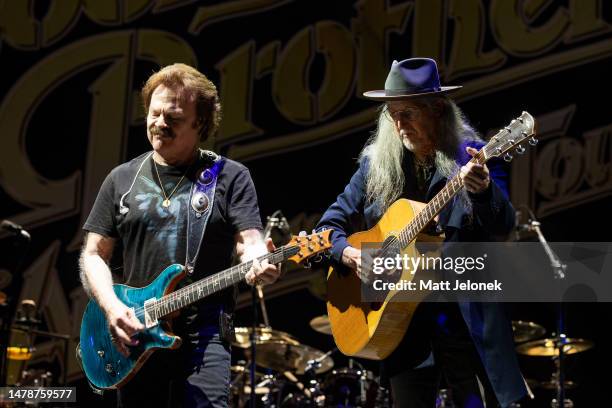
[359,96,481,213]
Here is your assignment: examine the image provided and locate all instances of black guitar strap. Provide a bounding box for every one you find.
[184,151,235,342]
[185,150,224,275]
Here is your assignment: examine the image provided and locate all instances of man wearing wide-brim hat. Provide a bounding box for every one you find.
[317,58,528,407]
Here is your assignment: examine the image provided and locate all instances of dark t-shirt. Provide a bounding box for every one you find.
[83,151,262,329]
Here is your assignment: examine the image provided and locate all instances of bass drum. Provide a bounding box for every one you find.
[323,368,379,408]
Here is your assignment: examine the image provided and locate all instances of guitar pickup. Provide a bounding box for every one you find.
[143,299,159,329]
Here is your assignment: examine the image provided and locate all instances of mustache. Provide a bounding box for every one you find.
[150,126,173,138]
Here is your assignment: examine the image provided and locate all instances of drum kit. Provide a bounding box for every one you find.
[1,299,70,396]
[512,320,594,408]
[229,316,388,408]
[230,317,592,407]
[432,320,594,408]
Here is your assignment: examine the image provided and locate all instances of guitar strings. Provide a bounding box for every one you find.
[131,246,291,321]
[377,149,486,261]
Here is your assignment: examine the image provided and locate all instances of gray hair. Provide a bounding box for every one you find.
[359,96,481,213]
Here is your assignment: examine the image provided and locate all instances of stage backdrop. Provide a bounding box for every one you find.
[0,1,611,405]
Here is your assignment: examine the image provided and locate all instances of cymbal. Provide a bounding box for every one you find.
[516,338,594,356]
[6,346,33,361]
[512,320,545,343]
[309,315,332,335]
[256,342,334,375]
[233,326,299,349]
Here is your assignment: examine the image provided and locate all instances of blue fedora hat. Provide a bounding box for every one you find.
[363,58,461,100]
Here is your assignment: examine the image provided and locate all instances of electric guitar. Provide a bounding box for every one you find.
[327,112,536,360]
[79,230,332,390]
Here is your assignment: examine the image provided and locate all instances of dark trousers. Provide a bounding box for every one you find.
[117,332,231,408]
[383,303,498,408]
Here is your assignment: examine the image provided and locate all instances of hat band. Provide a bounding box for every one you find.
[384,87,440,96]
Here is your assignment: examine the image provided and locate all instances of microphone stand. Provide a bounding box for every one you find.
[523,213,569,408]
[0,229,31,386]
[249,283,257,408]
[248,210,289,407]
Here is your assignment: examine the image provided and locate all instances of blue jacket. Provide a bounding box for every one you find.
[317,140,528,407]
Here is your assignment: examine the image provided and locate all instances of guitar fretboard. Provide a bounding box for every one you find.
[397,152,487,249]
[146,246,296,319]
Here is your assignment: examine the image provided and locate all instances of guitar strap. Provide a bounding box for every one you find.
[184,150,234,342]
[185,149,224,275]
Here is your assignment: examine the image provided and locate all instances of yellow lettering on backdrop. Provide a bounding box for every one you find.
[0,32,134,232]
[82,0,153,25]
[272,26,316,124]
[0,1,37,49]
[189,0,291,34]
[41,0,81,47]
[255,41,280,79]
[567,0,611,41]
[154,0,198,14]
[536,138,584,199]
[510,106,575,210]
[215,41,263,146]
[583,125,612,188]
[315,21,356,121]
[447,0,506,80]
[352,0,413,95]
[412,0,446,69]
[271,21,357,124]
[490,0,570,56]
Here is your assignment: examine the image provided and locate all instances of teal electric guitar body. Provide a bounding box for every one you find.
[78,231,331,390]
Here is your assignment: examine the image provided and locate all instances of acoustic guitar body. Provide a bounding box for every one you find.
[326,198,437,360]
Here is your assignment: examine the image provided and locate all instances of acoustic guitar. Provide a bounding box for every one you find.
[79,230,331,390]
[327,112,536,360]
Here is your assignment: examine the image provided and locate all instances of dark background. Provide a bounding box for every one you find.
[1,1,611,406]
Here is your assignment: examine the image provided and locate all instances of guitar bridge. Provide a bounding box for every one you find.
[143,299,159,329]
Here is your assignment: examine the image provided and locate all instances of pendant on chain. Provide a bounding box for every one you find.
[162,199,171,208]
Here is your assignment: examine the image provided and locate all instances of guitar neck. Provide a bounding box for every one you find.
[397,152,486,249]
[153,247,292,318]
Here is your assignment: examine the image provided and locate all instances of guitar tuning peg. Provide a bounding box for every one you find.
[528,136,538,146]
[515,145,525,155]
[503,152,513,162]
[303,260,312,269]
[312,254,323,263]
[298,230,307,237]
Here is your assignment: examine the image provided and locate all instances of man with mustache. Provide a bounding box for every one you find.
[317,58,528,407]
[80,63,279,407]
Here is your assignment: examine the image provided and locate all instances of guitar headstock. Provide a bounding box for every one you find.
[483,111,537,162]
[286,229,332,265]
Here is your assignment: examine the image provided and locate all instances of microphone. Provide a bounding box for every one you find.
[264,210,290,236]
[1,220,31,240]
[514,209,540,240]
